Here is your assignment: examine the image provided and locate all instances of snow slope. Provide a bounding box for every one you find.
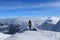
[5,30,60,40]
[0,33,12,40]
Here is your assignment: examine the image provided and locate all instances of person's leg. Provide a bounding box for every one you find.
[29,25,31,29]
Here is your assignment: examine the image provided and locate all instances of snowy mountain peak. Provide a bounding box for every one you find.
[46,17,60,24]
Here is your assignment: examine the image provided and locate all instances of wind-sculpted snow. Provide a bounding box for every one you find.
[5,30,60,40]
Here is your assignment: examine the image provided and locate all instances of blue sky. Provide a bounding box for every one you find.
[0,0,60,18]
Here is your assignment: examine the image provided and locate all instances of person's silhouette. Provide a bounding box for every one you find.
[28,20,32,30]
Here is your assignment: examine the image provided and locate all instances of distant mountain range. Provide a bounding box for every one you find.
[0,17,60,34]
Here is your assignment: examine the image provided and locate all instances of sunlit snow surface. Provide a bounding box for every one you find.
[0,33,12,40]
[5,30,60,40]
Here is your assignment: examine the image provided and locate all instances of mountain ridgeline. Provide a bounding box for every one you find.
[0,17,60,34]
[37,20,60,32]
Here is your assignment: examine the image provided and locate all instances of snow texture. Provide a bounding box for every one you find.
[5,30,60,40]
[0,33,12,40]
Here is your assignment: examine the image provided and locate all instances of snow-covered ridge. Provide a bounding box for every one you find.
[5,30,60,40]
[47,17,60,24]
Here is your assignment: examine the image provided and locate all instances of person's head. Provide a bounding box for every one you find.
[29,20,31,21]
[29,20,32,23]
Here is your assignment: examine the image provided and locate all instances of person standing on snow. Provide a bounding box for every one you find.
[28,20,32,30]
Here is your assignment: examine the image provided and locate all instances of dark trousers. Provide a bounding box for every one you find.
[29,25,31,29]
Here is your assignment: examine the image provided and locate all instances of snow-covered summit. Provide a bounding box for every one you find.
[46,17,60,24]
[5,30,60,40]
